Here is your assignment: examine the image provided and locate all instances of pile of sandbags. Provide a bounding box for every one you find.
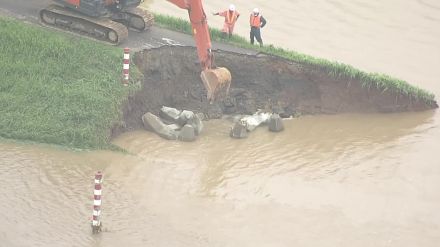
[142,106,203,142]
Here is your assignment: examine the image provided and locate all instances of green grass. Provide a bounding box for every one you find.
[153,13,436,104]
[0,17,137,149]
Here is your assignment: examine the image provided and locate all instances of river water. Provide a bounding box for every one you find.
[1,0,440,246]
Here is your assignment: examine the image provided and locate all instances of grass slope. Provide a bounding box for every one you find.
[153,13,436,104]
[0,18,133,148]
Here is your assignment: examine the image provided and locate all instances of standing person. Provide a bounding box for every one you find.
[249,8,267,47]
[213,4,240,39]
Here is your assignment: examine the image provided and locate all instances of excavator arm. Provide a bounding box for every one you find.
[166,0,212,69]
[167,0,231,102]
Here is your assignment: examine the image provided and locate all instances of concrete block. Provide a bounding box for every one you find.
[159,106,181,123]
[142,112,178,140]
[179,124,196,142]
[187,113,204,136]
[268,113,284,132]
[230,122,248,139]
[177,110,195,125]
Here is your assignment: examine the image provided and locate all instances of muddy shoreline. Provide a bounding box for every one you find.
[112,46,438,136]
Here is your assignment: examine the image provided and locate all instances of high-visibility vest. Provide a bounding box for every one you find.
[226,11,238,24]
[250,14,261,28]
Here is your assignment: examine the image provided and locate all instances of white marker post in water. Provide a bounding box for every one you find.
[91,171,103,234]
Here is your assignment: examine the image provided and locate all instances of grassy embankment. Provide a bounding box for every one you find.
[153,14,436,104]
[0,18,138,149]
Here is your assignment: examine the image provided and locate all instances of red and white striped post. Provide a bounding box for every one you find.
[122,48,130,86]
[91,171,103,234]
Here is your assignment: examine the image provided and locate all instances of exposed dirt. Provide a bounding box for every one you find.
[112,45,438,134]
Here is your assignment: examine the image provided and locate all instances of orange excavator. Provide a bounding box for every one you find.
[39,0,231,102]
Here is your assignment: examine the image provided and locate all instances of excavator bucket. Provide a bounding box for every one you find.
[200,67,232,103]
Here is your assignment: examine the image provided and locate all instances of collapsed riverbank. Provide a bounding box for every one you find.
[0,17,437,149]
[113,45,437,135]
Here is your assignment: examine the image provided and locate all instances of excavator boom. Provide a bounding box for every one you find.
[167,0,232,102]
[40,0,230,101]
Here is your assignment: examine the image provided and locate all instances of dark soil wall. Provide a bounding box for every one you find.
[114,46,437,134]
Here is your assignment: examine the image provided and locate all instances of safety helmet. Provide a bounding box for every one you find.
[253,8,259,15]
[229,4,236,11]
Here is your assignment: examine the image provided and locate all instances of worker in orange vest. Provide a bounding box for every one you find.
[249,8,267,47]
[213,4,240,39]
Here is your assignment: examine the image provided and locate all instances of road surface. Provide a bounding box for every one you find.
[0,0,256,54]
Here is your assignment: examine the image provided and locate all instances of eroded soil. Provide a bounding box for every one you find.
[113,46,437,134]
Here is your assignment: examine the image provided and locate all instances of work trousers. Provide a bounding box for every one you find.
[223,23,235,35]
[250,26,263,46]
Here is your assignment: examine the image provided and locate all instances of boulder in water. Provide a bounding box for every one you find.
[187,113,203,136]
[230,121,248,139]
[268,113,284,132]
[160,106,182,123]
[142,112,178,140]
[179,124,196,142]
[178,110,195,125]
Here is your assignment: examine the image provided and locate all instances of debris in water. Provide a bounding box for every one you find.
[142,106,203,142]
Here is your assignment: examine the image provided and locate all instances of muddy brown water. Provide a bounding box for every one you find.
[1,0,440,246]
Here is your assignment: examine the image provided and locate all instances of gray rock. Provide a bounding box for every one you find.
[178,110,195,125]
[195,112,205,121]
[142,112,178,140]
[268,114,284,132]
[176,110,203,135]
[167,124,182,131]
[230,121,248,139]
[180,110,195,120]
[187,113,204,136]
[159,106,181,123]
[179,124,196,142]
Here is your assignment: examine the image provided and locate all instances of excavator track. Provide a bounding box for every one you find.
[40,4,128,45]
[120,7,154,32]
